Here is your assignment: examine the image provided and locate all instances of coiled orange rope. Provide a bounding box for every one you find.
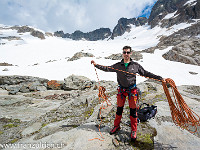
[162,78,200,133]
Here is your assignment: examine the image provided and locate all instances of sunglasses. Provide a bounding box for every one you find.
[123,51,131,54]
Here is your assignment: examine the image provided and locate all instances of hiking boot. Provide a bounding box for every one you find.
[110,126,120,135]
[131,131,137,142]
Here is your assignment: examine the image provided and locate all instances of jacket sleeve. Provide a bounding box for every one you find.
[138,64,163,81]
[95,64,117,72]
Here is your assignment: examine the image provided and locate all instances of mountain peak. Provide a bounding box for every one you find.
[110,17,148,39]
[148,0,200,28]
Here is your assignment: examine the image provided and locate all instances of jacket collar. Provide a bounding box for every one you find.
[121,58,134,65]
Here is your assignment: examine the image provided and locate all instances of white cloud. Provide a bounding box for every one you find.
[0,0,157,33]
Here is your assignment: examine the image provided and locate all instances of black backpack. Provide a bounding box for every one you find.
[137,103,157,122]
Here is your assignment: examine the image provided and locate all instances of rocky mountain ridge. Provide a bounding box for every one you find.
[148,0,200,28]
[54,28,111,41]
[1,0,199,42]
[1,0,200,68]
[53,0,200,41]
[53,17,148,41]
[110,17,148,39]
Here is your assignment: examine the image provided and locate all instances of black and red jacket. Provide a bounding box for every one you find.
[95,59,163,88]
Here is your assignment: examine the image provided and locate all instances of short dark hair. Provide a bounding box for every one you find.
[123,46,132,51]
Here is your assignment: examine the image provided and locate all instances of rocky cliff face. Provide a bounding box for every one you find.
[110,17,148,39]
[54,28,111,41]
[160,22,200,66]
[145,20,200,66]
[148,0,200,28]
[145,0,200,66]
[11,26,45,39]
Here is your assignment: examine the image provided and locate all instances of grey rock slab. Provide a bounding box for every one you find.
[33,119,70,140]
[0,95,32,106]
[149,99,200,150]
[22,122,42,136]
[0,98,62,121]
[8,122,114,150]
[0,88,9,95]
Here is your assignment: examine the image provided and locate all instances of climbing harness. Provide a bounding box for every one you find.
[90,63,200,141]
[118,84,136,100]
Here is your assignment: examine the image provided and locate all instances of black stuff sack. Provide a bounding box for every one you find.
[137,103,157,122]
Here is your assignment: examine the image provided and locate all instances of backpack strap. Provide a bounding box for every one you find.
[139,103,149,109]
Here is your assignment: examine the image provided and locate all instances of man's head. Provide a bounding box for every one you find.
[122,46,132,62]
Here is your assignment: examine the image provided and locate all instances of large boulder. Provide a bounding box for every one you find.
[63,75,94,90]
[0,75,48,86]
[0,76,49,94]
[31,30,45,39]
[68,52,94,61]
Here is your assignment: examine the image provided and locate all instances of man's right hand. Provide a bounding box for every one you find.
[91,60,96,66]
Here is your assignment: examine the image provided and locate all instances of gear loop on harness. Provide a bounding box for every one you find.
[118,84,137,100]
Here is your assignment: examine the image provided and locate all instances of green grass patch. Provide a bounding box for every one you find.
[3,124,18,129]
[0,117,21,123]
[131,132,154,150]
[84,108,94,118]
[125,106,129,109]
[41,123,48,128]
[10,138,19,144]
[0,131,3,135]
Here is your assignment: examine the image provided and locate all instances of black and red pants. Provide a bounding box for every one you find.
[114,86,138,131]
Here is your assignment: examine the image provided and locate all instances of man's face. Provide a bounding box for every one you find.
[122,48,132,60]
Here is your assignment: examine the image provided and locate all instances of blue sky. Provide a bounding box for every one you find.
[0,0,157,33]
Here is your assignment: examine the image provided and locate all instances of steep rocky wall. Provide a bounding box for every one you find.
[148,0,200,28]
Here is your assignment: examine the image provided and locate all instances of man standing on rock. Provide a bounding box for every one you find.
[91,46,163,141]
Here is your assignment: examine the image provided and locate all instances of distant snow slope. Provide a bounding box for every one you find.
[0,23,200,86]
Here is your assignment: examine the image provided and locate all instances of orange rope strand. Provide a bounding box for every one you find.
[89,65,112,141]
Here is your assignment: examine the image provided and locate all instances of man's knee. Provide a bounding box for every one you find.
[116,106,123,116]
[130,108,137,118]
